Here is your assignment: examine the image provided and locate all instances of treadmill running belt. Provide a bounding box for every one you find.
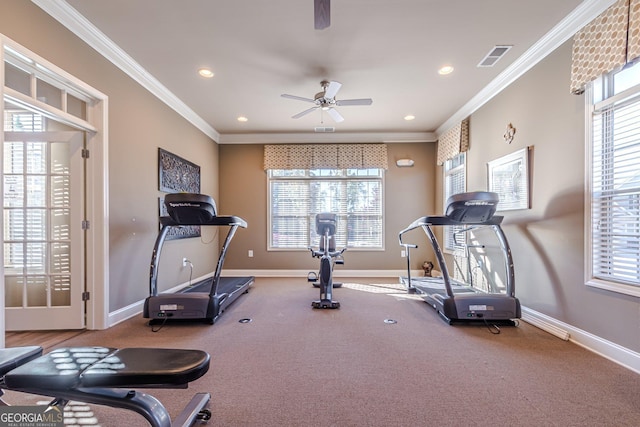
[182,277,252,294]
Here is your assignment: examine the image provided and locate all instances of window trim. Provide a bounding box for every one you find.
[266,168,385,252]
[584,68,640,298]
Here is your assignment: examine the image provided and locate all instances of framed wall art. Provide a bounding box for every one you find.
[158,148,201,239]
[487,147,530,211]
[158,148,201,193]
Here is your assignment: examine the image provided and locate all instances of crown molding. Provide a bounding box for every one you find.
[436,0,617,136]
[33,0,615,145]
[31,0,221,142]
[219,132,437,145]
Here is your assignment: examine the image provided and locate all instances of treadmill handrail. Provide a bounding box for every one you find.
[149,215,248,297]
[400,215,503,230]
[398,215,515,299]
[209,224,239,298]
[160,215,247,228]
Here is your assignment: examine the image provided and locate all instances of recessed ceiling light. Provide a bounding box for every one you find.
[198,68,214,78]
[404,115,415,121]
[438,65,454,75]
[237,116,248,122]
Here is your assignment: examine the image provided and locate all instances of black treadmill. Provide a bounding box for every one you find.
[144,193,254,324]
[398,191,521,325]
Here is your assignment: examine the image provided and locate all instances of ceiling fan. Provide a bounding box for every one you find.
[281,80,373,123]
[314,0,330,30]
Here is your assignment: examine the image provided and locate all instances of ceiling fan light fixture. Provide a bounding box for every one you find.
[404,115,415,121]
[237,116,248,122]
[282,80,372,123]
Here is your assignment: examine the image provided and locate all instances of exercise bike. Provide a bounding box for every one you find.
[307,213,346,309]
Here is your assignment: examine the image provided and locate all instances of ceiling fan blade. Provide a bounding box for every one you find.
[314,0,330,30]
[292,106,319,119]
[282,94,317,103]
[335,98,373,106]
[326,107,344,123]
[324,81,342,99]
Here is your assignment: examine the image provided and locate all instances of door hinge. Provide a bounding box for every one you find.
[82,220,90,230]
[82,291,90,301]
[82,148,90,158]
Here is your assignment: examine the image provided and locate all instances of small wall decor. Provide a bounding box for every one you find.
[487,147,530,211]
[158,148,201,193]
[503,123,516,144]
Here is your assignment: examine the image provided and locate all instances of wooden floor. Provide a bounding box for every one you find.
[5,330,87,351]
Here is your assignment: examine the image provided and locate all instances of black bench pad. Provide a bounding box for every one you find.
[0,346,43,377]
[4,347,210,390]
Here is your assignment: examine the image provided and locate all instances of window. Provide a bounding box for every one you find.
[268,168,383,250]
[587,61,640,296]
[443,153,466,253]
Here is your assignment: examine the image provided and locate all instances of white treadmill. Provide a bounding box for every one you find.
[398,191,521,325]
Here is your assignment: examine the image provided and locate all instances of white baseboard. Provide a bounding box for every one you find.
[221,269,418,278]
[107,271,640,375]
[521,306,640,375]
[108,300,145,327]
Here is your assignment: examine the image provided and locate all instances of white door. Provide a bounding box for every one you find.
[3,131,85,330]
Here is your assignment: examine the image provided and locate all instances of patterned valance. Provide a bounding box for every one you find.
[263,144,388,170]
[570,0,640,94]
[436,118,469,165]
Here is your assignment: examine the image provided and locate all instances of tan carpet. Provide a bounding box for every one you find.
[5,277,640,426]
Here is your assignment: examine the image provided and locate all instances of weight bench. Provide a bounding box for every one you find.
[0,346,211,427]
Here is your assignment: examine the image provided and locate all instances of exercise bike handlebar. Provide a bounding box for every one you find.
[308,247,346,258]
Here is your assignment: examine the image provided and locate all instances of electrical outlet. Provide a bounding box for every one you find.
[182,257,188,267]
[401,250,406,258]
[248,250,254,258]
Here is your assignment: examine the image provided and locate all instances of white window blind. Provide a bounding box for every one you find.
[443,153,466,252]
[588,62,640,293]
[268,169,383,250]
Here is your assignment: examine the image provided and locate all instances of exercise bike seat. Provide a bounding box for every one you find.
[3,346,210,391]
[0,346,43,377]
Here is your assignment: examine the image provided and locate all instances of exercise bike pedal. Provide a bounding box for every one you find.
[307,272,318,282]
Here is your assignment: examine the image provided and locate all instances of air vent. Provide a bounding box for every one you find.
[477,45,512,67]
[314,126,335,133]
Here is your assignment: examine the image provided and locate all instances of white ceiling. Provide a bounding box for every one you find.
[39,1,609,143]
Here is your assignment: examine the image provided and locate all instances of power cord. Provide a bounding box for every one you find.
[483,318,501,334]
[150,316,168,333]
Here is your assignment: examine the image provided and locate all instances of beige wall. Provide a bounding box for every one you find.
[218,143,437,271]
[0,1,220,312]
[466,40,640,352]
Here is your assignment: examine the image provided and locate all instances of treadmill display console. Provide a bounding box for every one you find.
[445,191,498,223]
[165,193,217,224]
